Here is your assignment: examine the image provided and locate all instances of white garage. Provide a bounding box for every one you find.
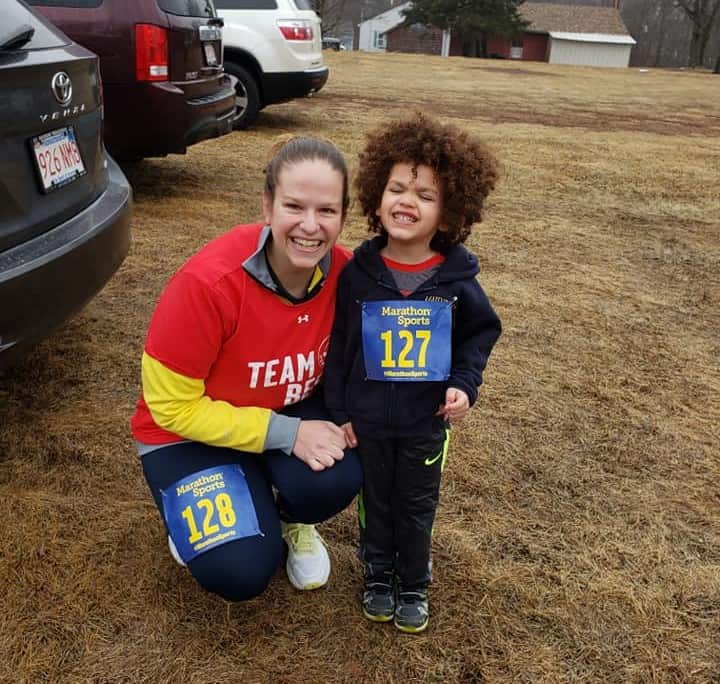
[548,31,636,68]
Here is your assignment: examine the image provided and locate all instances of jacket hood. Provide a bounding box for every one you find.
[353,235,480,287]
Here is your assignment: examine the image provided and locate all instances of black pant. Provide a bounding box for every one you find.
[141,395,362,602]
[357,427,448,590]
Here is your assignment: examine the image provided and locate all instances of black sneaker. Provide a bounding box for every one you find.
[394,589,429,633]
[361,575,395,623]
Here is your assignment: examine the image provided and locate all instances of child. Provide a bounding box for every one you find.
[324,114,502,633]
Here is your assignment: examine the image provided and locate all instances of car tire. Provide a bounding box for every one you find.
[224,62,260,130]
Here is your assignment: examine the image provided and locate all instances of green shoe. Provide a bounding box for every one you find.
[394,589,429,633]
[361,574,395,623]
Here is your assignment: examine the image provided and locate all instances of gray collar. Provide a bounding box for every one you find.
[242,225,332,294]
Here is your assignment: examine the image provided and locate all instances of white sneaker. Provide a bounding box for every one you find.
[168,535,187,568]
[281,522,330,590]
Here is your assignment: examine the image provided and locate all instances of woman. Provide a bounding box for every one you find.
[130,137,362,601]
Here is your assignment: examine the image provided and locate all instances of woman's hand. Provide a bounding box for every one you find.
[294,420,347,472]
[436,387,470,422]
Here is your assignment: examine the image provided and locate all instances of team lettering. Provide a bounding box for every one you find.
[247,351,319,404]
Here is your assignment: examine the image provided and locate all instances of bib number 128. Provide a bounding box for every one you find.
[181,493,237,544]
[162,465,261,563]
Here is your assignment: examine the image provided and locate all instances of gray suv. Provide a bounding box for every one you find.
[0,0,132,368]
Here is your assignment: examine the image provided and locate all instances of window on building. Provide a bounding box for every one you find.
[510,35,524,59]
[373,30,386,49]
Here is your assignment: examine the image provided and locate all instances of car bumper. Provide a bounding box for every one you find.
[262,67,329,106]
[0,155,132,368]
[103,75,237,159]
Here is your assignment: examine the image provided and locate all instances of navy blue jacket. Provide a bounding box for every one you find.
[324,236,502,437]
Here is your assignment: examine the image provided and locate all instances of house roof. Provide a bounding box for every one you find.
[521,3,632,36]
[549,31,636,45]
[360,1,411,26]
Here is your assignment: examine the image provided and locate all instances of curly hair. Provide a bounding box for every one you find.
[355,113,498,251]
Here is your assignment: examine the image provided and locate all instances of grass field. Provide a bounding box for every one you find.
[1,51,719,683]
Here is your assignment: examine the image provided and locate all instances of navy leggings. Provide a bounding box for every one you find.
[141,395,362,602]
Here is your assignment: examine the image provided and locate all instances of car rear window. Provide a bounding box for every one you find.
[291,0,312,9]
[214,0,277,8]
[3,1,67,49]
[26,0,103,7]
[156,0,217,16]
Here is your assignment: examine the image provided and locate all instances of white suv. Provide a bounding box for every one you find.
[215,0,328,129]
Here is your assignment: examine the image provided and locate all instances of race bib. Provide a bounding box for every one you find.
[161,465,261,564]
[361,300,452,382]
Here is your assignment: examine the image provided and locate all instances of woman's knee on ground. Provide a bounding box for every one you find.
[188,536,282,602]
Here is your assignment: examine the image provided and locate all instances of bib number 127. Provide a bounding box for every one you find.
[361,300,451,382]
[380,329,431,368]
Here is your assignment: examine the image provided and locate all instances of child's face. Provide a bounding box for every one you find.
[376,163,443,253]
[263,158,345,279]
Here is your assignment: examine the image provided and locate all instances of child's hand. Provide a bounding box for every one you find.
[340,422,358,448]
[436,387,470,422]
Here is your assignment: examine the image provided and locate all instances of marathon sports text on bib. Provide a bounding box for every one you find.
[162,465,261,564]
[361,300,452,382]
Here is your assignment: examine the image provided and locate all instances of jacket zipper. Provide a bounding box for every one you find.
[376,275,398,428]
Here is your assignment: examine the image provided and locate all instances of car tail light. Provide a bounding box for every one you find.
[277,20,314,41]
[135,24,169,82]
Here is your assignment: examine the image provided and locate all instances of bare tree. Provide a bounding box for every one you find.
[674,0,720,66]
[313,0,348,34]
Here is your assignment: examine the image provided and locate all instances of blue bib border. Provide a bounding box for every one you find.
[161,464,262,564]
[361,299,452,382]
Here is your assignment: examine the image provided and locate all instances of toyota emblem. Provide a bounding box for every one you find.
[51,71,72,106]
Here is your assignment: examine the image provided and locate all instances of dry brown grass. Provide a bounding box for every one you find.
[1,52,719,683]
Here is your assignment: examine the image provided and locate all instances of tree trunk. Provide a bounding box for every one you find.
[689,25,703,66]
[653,0,666,66]
[715,52,720,72]
[680,0,720,67]
[698,0,720,66]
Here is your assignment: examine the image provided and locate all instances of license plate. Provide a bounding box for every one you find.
[203,43,218,66]
[31,126,86,193]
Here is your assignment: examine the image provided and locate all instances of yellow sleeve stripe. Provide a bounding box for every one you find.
[141,352,270,453]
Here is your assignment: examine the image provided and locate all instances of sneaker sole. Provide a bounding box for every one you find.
[296,580,327,590]
[168,536,187,568]
[286,561,329,591]
[394,619,429,634]
[362,608,394,623]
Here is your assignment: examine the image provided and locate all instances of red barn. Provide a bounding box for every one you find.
[380,2,635,67]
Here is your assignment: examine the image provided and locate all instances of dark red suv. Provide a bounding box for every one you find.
[30,0,237,160]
